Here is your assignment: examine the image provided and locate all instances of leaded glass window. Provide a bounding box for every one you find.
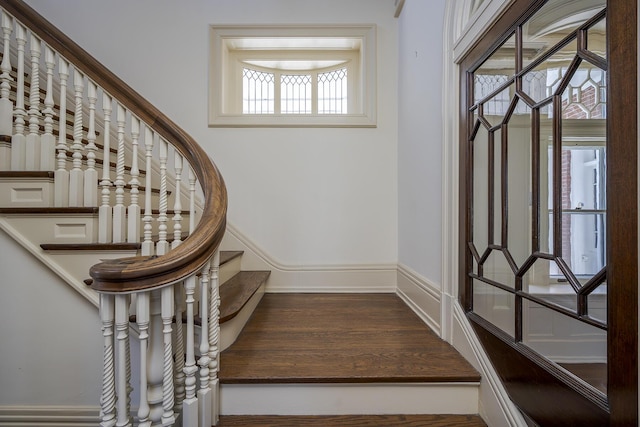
[243,68,274,114]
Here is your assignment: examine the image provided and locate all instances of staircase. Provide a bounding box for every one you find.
[0,1,488,426]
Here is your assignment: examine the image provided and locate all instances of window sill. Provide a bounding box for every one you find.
[208,113,377,128]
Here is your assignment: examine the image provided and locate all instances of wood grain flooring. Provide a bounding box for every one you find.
[217,414,487,426]
[220,293,480,384]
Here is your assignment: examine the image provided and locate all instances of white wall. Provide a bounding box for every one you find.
[25,0,399,273]
[0,230,102,407]
[397,0,446,284]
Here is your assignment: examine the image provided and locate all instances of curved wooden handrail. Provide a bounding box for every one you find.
[2,0,227,292]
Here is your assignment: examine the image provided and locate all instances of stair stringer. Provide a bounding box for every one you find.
[0,217,102,307]
[0,208,258,354]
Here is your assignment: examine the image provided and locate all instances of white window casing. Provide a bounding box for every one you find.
[209,25,377,127]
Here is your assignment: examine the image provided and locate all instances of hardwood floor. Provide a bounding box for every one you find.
[217,414,487,426]
[220,293,480,384]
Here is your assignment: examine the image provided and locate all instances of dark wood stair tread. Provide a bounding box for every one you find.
[220,250,243,266]
[0,171,54,179]
[220,271,270,323]
[41,242,141,251]
[217,415,487,427]
[220,294,481,385]
[0,206,97,214]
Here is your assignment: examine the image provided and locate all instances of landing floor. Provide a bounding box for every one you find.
[220,293,480,384]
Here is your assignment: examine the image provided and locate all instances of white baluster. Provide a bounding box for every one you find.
[99,294,116,427]
[188,167,196,235]
[84,80,98,206]
[54,57,69,206]
[40,45,55,171]
[98,93,113,242]
[182,276,198,426]
[209,251,221,424]
[147,290,164,424]
[173,283,186,410]
[112,104,126,242]
[127,116,140,243]
[114,294,132,427]
[142,126,154,256]
[25,34,41,170]
[157,138,169,255]
[171,151,183,248]
[0,13,14,153]
[10,23,26,171]
[198,261,212,427]
[124,320,133,423]
[68,68,84,206]
[161,286,175,425]
[136,292,151,427]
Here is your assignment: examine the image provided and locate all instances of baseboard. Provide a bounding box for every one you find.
[396,263,441,335]
[222,223,397,293]
[0,406,100,426]
[451,303,527,427]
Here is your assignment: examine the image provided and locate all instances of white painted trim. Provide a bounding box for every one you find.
[396,263,441,335]
[0,406,100,427]
[452,302,526,427]
[442,1,526,426]
[221,382,479,415]
[440,0,463,343]
[0,218,99,307]
[453,0,515,63]
[209,25,377,128]
[222,222,397,292]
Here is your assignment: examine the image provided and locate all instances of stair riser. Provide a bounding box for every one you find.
[220,254,242,285]
[220,282,265,351]
[220,383,479,416]
[0,176,54,207]
[0,179,193,220]
[1,213,98,244]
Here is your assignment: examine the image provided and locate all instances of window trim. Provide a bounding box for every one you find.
[208,24,377,128]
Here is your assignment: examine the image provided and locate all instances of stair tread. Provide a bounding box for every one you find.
[0,206,97,214]
[41,242,141,251]
[217,415,487,426]
[0,171,54,179]
[220,250,243,266]
[220,271,270,323]
[220,294,481,384]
